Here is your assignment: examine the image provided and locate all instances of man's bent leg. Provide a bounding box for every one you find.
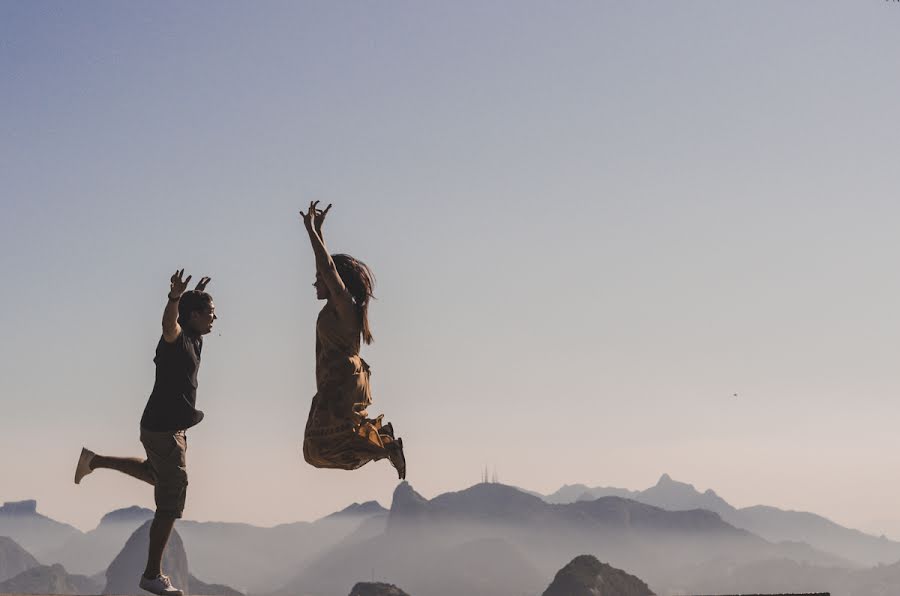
[90,455,155,485]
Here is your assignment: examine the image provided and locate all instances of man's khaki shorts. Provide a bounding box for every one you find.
[140,428,188,519]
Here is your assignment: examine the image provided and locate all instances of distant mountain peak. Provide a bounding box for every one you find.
[99,506,154,526]
[656,473,694,490]
[390,482,427,512]
[387,482,429,532]
[0,500,38,515]
[327,501,387,519]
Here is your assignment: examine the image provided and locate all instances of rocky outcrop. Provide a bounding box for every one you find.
[0,563,101,595]
[386,482,429,527]
[542,555,654,596]
[0,535,40,582]
[349,582,411,596]
[104,520,244,596]
[103,520,189,595]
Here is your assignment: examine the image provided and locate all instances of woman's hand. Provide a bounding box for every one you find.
[314,202,331,236]
[300,201,316,230]
[300,200,332,235]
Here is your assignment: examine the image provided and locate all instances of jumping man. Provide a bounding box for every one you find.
[74,270,215,596]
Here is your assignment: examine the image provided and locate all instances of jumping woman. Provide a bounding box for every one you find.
[300,201,406,479]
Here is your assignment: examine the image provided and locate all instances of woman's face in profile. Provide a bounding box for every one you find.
[314,272,330,300]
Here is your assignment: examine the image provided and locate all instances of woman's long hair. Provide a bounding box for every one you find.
[332,253,375,345]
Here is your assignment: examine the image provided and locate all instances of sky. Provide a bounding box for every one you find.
[2,1,900,535]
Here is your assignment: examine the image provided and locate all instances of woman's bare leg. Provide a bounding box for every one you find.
[91,455,155,485]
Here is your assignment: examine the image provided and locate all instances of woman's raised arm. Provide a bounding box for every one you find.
[301,202,353,310]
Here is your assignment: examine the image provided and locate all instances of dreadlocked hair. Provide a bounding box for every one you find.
[332,253,376,345]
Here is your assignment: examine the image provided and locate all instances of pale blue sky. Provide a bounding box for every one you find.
[2,1,900,533]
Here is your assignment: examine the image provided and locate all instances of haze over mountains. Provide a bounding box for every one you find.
[4,474,900,595]
[0,535,39,582]
[0,501,80,556]
[539,473,900,566]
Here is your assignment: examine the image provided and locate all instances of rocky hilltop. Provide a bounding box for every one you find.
[104,519,242,596]
[104,520,190,595]
[542,554,654,596]
[349,581,411,596]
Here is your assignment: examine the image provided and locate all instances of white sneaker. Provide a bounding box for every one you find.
[139,574,183,596]
[74,447,95,484]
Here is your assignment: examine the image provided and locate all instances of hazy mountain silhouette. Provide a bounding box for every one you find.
[104,519,242,596]
[281,481,841,596]
[189,574,244,596]
[7,481,896,595]
[680,556,869,595]
[0,535,40,582]
[13,498,388,594]
[0,562,101,595]
[8,499,383,593]
[176,501,388,594]
[284,531,544,596]
[0,500,81,557]
[98,505,155,524]
[327,501,388,519]
[543,483,640,504]
[671,554,900,596]
[349,582,411,596]
[41,505,154,576]
[542,554,654,596]
[543,473,900,566]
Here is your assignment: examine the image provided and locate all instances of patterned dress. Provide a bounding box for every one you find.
[303,304,393,469]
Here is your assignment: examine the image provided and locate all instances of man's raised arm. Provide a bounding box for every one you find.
[163,269,190,343]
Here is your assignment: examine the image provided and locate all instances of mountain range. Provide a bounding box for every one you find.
[0,500,80,556]
[539,473,900,566]
[279,481,846,596]
[0,563,101,595]
[6,474,900,595]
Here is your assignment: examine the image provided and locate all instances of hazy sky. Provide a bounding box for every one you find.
[3,1,900,535]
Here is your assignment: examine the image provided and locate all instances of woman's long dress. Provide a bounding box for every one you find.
[303,304,395,470]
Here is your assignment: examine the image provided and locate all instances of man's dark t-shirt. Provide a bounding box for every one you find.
[140,331,205,432]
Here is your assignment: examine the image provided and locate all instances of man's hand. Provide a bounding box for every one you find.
[169,269,192,299]
[195,276,211,292]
